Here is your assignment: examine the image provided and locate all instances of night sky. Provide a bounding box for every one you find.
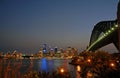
[0,0,119,53]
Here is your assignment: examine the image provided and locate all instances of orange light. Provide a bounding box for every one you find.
[77,65,81,72]
[110,63,115,67]
[60,68,64,73]
[87,59,91,62]
[87,71,92,77]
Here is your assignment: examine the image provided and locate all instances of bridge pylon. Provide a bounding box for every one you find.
[117,0,120,52]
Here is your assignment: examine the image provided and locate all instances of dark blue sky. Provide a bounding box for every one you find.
[0,0,119,53]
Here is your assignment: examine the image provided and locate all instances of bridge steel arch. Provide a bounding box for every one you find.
[90,20,117,45]
[87,1,120,52]
[87,20,119,51]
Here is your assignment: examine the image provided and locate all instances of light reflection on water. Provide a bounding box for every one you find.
[0,58,77,78]
[40,58,48,72]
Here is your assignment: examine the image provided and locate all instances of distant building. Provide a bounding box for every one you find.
[54,47,58,53]
[43,44,47,53]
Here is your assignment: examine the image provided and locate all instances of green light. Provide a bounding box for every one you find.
[115,24,118,27]
[23,54,26,56]
[108,30,111,33]
[106,32,108,35]
[111,28,114,30]
[104,34,106,36]
[98,37,102,41]
[86,24,118,51]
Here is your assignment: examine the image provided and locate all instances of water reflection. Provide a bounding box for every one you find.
[0,59,2,78]
[48,59,54,73]
[41,58,48,72]
[0,58,78,78]
[27,59,33,72]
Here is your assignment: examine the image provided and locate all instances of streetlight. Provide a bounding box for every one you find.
[77,65,81,72]
[60,68,65,73]
[110,63,115,67]
[111,27,114,30]
[87,59,91,63]
[115,24,118,27]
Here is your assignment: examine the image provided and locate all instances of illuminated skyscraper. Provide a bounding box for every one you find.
[43,44,47,53]
[54,47,58,53]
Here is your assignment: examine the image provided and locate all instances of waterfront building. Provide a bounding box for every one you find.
[49,48,55,57]
[38,50,43,58]
[43,44,47,53]
[54,46,58,53]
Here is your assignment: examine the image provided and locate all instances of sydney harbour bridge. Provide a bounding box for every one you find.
[86,1,120,52]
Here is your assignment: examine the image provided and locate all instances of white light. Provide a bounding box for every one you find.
[115,24,118,27]
[106,32,108,35]
[104,34,106,36]
[111,28,114,30]
[108,30,111,33]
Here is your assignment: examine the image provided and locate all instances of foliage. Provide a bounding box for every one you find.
[78,50,120,78]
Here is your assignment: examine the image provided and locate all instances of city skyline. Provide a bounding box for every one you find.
[0,0,119,53]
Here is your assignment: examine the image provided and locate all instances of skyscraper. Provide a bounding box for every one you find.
[43,44,47,53]
[54,47,58,53]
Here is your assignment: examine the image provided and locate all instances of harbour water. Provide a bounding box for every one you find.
[0,58,78,78]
